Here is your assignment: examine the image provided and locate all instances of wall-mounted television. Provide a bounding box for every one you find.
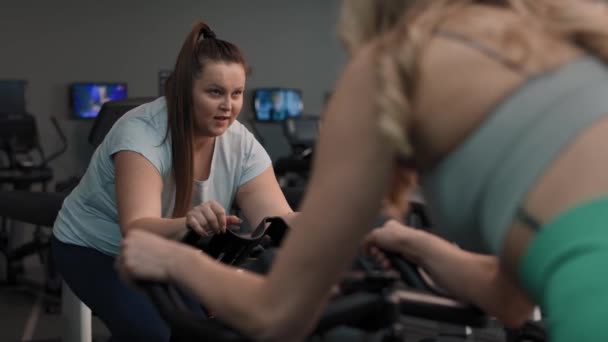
[253,88,302,122]
[70,82,128,119]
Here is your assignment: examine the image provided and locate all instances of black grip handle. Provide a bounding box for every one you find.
[182,225,201,246]
[383,252,435,293]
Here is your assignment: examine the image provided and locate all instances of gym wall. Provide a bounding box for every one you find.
[0,0,345,184]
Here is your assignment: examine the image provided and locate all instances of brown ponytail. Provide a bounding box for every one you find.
[164,21,249,217]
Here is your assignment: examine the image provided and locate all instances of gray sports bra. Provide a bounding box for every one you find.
[419,30,608,254]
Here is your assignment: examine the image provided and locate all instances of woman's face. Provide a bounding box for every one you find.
[192,61,246,137]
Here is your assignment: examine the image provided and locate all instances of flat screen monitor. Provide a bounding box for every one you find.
[254,88,302,122]
[70,82,128,119]
[290,118,319,145]
[0,80,27,114]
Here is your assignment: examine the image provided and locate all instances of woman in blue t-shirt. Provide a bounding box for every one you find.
[51,22,293,342]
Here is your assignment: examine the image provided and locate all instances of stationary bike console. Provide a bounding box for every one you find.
[182,216,289,266]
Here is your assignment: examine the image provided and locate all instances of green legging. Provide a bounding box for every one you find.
[520,197,608,342]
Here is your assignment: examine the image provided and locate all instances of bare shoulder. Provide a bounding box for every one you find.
[405,4,582,168]
[439,4,583,73]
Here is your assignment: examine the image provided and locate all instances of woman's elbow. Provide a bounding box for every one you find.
[119,223,133,237]
[249,296,318,341]
[495,298,535,329]
[249,310,311,342]
[257,325,309,342]
[120,222,146,238]
[120,217,142,236]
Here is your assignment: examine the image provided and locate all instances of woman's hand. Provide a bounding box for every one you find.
[186,200,242,236]
[117,229,194,283]
[363,219,428,264]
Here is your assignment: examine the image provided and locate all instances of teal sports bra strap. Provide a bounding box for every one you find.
[436,29,528,76]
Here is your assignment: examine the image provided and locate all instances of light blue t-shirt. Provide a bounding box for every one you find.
[53,97,272,256]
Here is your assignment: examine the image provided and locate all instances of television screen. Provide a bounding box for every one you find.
[254,88,302,121]
[70,83,128,119]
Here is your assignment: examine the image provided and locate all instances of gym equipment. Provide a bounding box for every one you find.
[0,97,155,342]
[143,217,401,341]
[0,113,67,293]
[0,113,66,176]
[143,217,492,342]
[274,116,319,190]
[196,216,288,266]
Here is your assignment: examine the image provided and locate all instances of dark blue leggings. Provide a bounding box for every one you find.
[51,235,206,342]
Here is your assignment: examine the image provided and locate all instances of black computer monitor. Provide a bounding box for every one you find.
[70,82,128,119]
[0,112,38,153]
[0,80,27,114]
[253,88,303,122]
[283,116,320,149]
[88,97,155,148]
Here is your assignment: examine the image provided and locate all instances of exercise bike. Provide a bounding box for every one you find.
[140,216,509,341]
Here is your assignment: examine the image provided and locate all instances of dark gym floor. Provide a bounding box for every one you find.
[0,255,110,342]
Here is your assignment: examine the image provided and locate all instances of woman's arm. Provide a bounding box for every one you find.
[415,234,533,328]
[257,42,394,338]
[236,166,293,228]
[365,221,534,328]
[123,42,394,341]
[114,151,186,239]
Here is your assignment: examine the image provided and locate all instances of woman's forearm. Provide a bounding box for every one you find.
[405,232,534,327]
[124,217,187,240]
[406,232,487,299]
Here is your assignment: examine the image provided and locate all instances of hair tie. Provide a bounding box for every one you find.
[202,28,216,39]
